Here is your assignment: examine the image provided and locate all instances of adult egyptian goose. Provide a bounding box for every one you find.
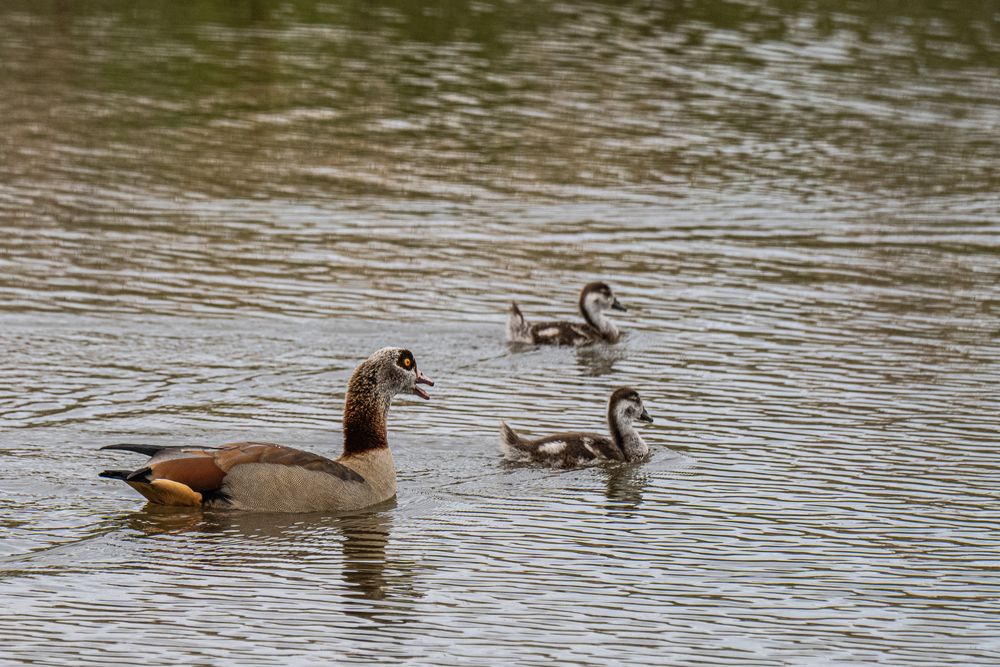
[506,281,627,346]
[500,387,653,466]
[99,347,433,513]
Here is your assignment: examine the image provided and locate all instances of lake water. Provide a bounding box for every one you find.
[1,1,999,664]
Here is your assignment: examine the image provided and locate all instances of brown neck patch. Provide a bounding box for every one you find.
[342,364,389,455]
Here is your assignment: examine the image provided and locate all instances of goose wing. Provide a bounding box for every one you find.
[100,442,364,506]
[528,321,596,346]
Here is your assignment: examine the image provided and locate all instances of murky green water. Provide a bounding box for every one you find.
[2,1,999,664]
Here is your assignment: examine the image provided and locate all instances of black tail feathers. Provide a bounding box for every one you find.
[100,443,164,457]
[99,466,151,482]
[99,469,131,480]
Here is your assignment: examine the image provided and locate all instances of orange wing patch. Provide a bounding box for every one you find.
[149,455,226,492]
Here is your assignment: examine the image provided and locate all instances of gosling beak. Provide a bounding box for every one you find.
[413,368,434,400]
[638,408,653,424]
[611,298,627,312]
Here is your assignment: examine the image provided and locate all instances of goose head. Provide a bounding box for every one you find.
[608,387,653,426]
[362,347,434,400]
[580,281,627,316]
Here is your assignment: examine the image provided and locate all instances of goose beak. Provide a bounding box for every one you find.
[611,298,627,312]
[413,369,434,400]
[638,408,653,424]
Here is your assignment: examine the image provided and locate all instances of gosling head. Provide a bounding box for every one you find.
[580,281,627,315]
[362,347,435,400]
[608,387,653,425]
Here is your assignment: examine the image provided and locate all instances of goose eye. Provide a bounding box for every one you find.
[403,357,412,368]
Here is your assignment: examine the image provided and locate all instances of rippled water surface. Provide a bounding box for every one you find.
[2,1,999,664]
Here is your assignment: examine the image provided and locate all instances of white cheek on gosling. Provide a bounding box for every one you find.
[583,292,602,312]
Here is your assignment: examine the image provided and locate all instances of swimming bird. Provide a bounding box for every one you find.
[99,347,433,513]
[499,387,653,466]
[506,281,627,346]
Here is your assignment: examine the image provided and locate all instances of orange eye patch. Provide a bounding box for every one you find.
[403,357,412,368]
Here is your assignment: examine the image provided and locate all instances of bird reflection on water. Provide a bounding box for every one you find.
[124,501,421,616]
[574,342,629,377]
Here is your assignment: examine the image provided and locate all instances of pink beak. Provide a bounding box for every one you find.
[413,368,434,400]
